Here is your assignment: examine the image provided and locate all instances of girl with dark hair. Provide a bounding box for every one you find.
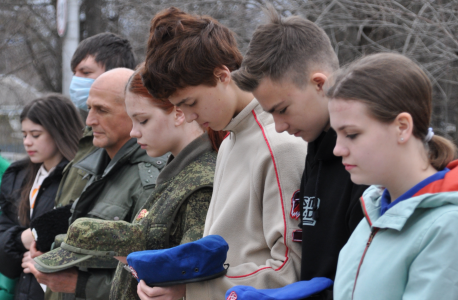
[0,94,83,300]
[326,53,458,300]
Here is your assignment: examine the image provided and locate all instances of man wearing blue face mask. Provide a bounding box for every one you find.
[69,76,96,112]
[69,32,135,120]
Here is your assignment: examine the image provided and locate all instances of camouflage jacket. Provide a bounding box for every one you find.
[45,137,168,300]
[110,134,216,300]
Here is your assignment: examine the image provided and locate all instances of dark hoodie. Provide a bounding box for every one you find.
[299,129,367,298]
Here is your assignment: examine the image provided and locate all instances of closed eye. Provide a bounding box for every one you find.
[346,133,358,139]
[139,119,148,125]
[278,107,287,114]
[188,101,197,107]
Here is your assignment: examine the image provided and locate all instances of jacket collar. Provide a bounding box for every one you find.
[223,98,258,134]
[74,138,139,177]
[49,158,70,177]
[156,133,213,185]
[6,158,68,178]
[361,160,458,231]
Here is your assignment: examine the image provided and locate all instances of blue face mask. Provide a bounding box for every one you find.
[69,76,95,111]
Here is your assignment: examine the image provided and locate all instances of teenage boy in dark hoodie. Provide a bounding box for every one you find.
[232,7,367,299]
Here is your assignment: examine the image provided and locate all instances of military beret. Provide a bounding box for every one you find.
[34,217,145,273]
[30,205,72,252]
[225,278,333,300]
[126,235,229,286]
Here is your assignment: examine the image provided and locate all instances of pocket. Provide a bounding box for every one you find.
[87,202,128,221]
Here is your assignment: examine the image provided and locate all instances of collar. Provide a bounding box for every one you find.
[75,138,138,177]
[361,161,458,230]
[37,164,52,177]
[156,133,213,185]
[380,168,449,215]
[223,98,258,133]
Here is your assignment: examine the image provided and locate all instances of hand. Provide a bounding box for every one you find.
[21,228,34,250]
[114,256,128,264]
[30,241,45,258]
[25,261,78,293]
[21,251,34,273]
[137,280,186,300]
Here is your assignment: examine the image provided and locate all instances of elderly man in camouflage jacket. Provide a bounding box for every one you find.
[25,68,167,300]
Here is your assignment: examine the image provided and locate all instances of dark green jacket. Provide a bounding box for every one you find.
[54,127,97,208]
[46,138,167,300]
[110,134,216,300]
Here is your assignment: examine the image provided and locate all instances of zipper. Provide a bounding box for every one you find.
[351,228,380,300]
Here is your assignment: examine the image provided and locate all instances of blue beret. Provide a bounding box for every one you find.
[225,278,333,300]
[127,235,229,286]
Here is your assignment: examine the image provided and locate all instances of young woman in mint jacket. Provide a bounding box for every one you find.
[326,53,458,300]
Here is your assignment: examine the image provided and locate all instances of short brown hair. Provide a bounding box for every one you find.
[232,6,339,91]
[71,32,135,72]
[128,65,174,113]
[326,52,456,170]
[128,65,227,152]
[142,7,243,99]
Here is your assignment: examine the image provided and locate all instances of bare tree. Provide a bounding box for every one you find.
[0,0,61,92]
[286,0,458,141]
[1,0,457,142]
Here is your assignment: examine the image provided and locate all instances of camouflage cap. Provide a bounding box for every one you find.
[34,217,147,273]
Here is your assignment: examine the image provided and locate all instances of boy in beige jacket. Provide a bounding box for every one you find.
[138,7,307,300]
[232,7,367,300]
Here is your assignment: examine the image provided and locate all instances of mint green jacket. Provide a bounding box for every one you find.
[334,185,458,300]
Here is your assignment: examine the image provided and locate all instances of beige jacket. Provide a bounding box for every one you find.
[186,99,307,300]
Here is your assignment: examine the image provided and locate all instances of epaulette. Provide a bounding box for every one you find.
[138,155,168,188]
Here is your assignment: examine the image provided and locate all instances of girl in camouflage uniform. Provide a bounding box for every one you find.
[109,66,225,299]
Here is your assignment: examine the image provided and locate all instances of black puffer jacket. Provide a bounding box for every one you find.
[0,159,68,300]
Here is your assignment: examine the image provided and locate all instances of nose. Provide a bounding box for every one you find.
[184,112,198,123]
[86,109,97,127]
[333,136,349,157]
[23,135,33,147]
[130,124,141,139]
[273,115,288,133]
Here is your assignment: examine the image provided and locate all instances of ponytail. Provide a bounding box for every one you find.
[428,135,457,170]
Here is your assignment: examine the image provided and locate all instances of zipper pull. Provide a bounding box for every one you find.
[366,230,377,246]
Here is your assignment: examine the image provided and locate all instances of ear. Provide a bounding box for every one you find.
[310,73,328,92]
[174,107,186,127]
[395,112,413,144]
[214,66,231,84]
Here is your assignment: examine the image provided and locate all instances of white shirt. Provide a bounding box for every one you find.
[29,164,53,217]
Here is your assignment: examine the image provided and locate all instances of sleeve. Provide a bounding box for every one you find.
[75,269,115,300]
[170,188,212,246]
[403,210,458,300]
[0,210,27,279]
[186,130,305,300]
